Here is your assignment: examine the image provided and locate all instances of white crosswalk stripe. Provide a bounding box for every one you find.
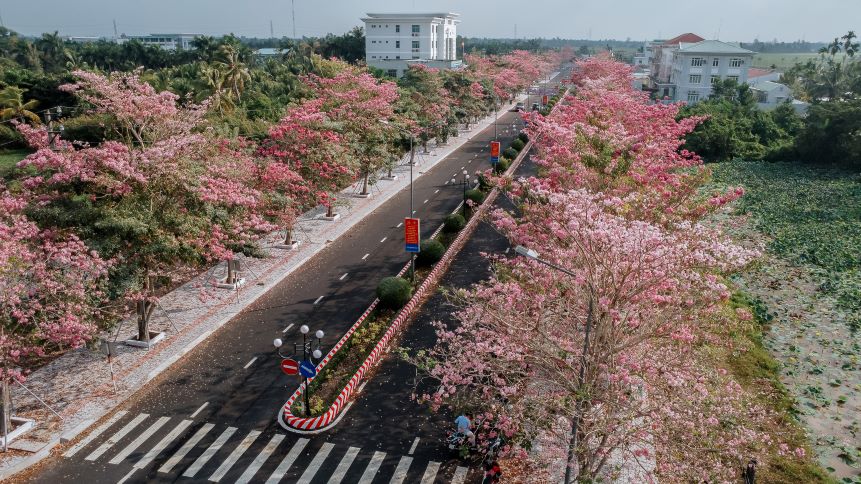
[327,446,360,483]
[208,429,261,482]
[134,418,193,469]
[420,461,441,483]
[63,410,128,458]
[266,437,309,484]
[235,434,284,484]
[297,442,334,483]
[85,413,148,462]
[358,451,386,484]
[389,455,413,484]
[451,465,469,484]
[182,426,237,478]
[158,422,213,474]
[109,416,170,464]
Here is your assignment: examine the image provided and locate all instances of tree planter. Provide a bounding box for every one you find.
[0,417,35,448]
[275,240,301,250]
[320,213,341,221]
[353,192,373,199]
[214,277,246,290]
[124,331,165,348]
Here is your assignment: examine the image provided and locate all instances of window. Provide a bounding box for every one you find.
[387,69,397,77]
[730,58,743,67]
[691,57,705,67]
[712,58,719,67]
[412,25,420,34]
[395,40,400,48]
[689,74,702,84]
[710,75,720,85]
[412,40,420,49]
[371,40,376,44]
[687,91,700,103]
[395,25,400,33]
[728,75,739,83]
[395,55,400,59]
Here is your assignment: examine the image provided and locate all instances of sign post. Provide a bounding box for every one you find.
[542,94,548,106]
[281,359,299,375]
[490,141,500,165]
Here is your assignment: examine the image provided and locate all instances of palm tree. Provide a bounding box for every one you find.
[215,44,251,103]
[842,31,859,58]
[0,86,40,124]
[36,31,69,72]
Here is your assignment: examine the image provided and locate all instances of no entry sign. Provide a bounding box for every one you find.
[281,358,299,375]
[490,141,500,164]
[405,217,420,253]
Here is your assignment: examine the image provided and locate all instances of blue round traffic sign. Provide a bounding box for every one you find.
[299,359,317,378]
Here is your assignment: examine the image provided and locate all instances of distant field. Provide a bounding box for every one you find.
[752,52,844,69]
[0,149,29,178]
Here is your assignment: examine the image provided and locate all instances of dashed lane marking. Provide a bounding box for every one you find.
[339,273,348,281]
[314,296,324,305]
[396,222,403,228]
[423,199,428,204]
[243,357,258,369]
[380,237,387,243]
[362,253,370,261]
[190,402,208,418]
[85,413,148,461]
[158,423,214,474]
[434,189,439,194]
[408,437,420,455]
[63,410,128,457]
[116,468,137,484]
[282,323,295,333]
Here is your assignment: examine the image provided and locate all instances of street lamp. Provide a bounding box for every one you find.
[44,107,64,151]
[452,169,470,216]
[380,119,417,281]
[274,324,325,417]
[513,244,592,484]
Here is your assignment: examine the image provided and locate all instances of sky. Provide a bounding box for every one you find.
[1,0,857,43]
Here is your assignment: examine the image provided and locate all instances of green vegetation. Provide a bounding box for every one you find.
[712,161,861,329]
[376,276,413,309]
[510,138,525,151]
[443,213,466,233]
[0,149,28,178]
[752,52,846,69]
[465,188,486,205]
[416,239,445,267]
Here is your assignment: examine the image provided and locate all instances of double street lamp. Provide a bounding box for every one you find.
[380,119,418,281]
[273,325,325,417]
[452,170,471,217]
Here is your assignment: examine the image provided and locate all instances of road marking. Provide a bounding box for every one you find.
[190,402,208,418]
[314,296,324,305]
[389,456,413,484]
[444,180,449,185]
[357,381,368,393]
[282,323,295,333]
[358,451,386,484]
[158,423,214,473]
[339,273,348,281]
[208,429,261,482]
[64,410,128,457]
[380,237,387,243]
[467,160,471,163]
[296,442,334,483]
[266,438,309,483]
[182,426,237,477]
[235,434,284,484]
[451,466,469,484]
[420,461,441,483]
[85,413,148,461]
[461,166,464,169]
[117,468,137,484]
[434,189,440,194]
[328,446,360,483]
[423,199,428,204]
[362,253,369,260]
[243,357,258,369]
[135,418,193,469]
[109,415,170,464]
[396,222,403,228]
[408,437,420,455]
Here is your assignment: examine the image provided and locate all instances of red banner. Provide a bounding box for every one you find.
[405,218,420,253]
[490,141,501,158]
[542,95,548,105]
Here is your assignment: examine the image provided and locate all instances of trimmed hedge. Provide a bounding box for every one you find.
[503,147,518,160]
[465,188,486,205]
[416,239,445,266]
[494,157,511,174]
[518,132,529,143]
[443,213,466,233]
[510,138,525,151]
[376,276,413,309]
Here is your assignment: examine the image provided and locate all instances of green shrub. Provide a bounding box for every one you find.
[376,276,413,309]
[494,157,511,174]
[0,124,24,149]
[478,173,493,191]
[510,138,525,151]
[503,147,518,159]
[518,132,529,143]
[416,239,445,266]
[62,114,116,144]
[443,213,466,233]
[465,188,486,205]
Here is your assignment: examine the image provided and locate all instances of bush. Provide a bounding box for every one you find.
[376,276,413,309]
[443,213,466,233]
[510,138,525,151]
[518,132,529,143]
[0,124,24,149]
[62,114,115,144]
[503,147,518,160]
[465,188,486,205]
[416,239,445,266]
[494,157,511,174]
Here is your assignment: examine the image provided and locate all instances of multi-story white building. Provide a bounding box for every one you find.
[361,12,462,78]
[669,40,755,104]
[116,33,200,51]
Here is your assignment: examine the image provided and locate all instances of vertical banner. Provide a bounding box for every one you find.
[490,141,501,164]
[405,218,420,253]
[542,94,549,105]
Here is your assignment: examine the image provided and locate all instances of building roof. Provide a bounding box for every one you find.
[748,68,777,78]
[676,40,755,55]
[364,12,459,19]
[663,33,704,46]
[255,48,284,56]
[752,81,787,92]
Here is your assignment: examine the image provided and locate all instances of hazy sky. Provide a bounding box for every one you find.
[1,0,856,42]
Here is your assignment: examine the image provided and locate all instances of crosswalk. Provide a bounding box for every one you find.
[63,412,473,483]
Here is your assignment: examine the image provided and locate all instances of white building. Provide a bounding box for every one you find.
[361,12,462,78]
[746,68,782,87]
[116,33,200,51]
[668,40,755,104]
[751,81,792,109]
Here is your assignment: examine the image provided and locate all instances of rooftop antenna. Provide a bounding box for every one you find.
[291,0,296,39]
[716,18,722,40]
[514,24,517,39]
[0,7,5,28]
[113,19,118,39]
[270,19,274,38]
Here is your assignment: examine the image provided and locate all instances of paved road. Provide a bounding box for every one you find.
[28,69,570,484]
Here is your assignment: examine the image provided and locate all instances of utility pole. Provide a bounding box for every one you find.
[0,8,5,28]
[291,0,297,39]
[514,24,517,40]
[113,19,118,39]
[270,20,274,39]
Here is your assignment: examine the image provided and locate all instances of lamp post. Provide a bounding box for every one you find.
[273,325,325,417]
[453,169,470,217]
[44,107,64,151]
[381,120,417,281]
[514,245,592,484]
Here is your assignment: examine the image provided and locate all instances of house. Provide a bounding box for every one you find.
[669,40,756,104]
[746,68,782,87]
[751,81,792,109]
[361,12,462,78]
[254,48,285,61]
[116,33,200,51]
[648,33,705,98]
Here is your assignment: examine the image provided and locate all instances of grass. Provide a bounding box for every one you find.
[752,52,846,69]
[0,149,29,179]
[711,161,861,329]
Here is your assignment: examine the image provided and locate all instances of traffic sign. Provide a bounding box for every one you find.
[405,217,420,253]
[490,141,500,164]
[281,358,299,375]
[299,359,317,378]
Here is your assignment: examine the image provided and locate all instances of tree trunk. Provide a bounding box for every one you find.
[1,380,10,452]
[361,171,369,196]
[284,225,294,245]
[136,273,155,342]
[326,204,334,218]
[226,260,236,284]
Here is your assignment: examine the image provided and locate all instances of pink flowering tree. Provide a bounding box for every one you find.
[15,71,273,344]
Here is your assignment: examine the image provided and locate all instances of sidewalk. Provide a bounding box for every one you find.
[0,99,524,479]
